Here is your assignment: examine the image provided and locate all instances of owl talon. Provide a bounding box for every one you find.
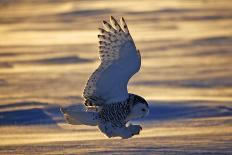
[128,124,142,136]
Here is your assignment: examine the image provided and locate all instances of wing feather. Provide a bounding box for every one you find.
[83,16,141,105]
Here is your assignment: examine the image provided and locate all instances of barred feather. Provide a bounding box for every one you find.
[110,16,122,31]
[98,99,131,128]
[121,17,129,34]
[83,16,141,105]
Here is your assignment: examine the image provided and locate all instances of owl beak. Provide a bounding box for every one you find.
[146,108,150,116]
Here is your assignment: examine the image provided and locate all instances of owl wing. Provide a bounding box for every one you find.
[83,16,141,105]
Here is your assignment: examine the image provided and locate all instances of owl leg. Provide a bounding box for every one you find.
[98,122,114,138]
[113,127,134,139]
[113,124,142,139]
[127,124,142,136]
[98,123,141,139]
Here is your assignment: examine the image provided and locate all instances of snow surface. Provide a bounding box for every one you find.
[0,0,232,154]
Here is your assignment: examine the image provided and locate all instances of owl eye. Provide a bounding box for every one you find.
[141,108,146,112]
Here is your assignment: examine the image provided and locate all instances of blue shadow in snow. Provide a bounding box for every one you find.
[0,108,57,125]
[27,55,93,65]
[143,101,232,122]
[0,100,231,126]
[0,102,63,126]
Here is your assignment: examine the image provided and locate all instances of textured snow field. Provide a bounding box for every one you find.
[0,0,232,154]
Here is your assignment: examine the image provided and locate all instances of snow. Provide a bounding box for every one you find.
[0,0,232,154]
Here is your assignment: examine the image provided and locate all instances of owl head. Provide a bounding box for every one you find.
[126,94,149,121]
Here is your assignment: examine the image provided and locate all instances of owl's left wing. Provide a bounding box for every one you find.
[83,16,141,105]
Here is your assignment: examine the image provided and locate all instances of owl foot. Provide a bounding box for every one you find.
[128,124,142,136]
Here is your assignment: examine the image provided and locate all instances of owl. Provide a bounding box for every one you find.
[61,16,149,139]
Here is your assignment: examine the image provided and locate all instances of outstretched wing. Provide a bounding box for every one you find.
[83,16,141,105]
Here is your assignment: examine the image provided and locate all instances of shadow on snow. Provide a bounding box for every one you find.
[143,100,232,122]
[0,100,231,126]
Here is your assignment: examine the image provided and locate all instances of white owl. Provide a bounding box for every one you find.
[61,16,149,139]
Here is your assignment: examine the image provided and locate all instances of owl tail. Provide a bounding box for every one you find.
[60,107,98,126]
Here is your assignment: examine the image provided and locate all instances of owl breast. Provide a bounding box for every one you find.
[98,99,130,128]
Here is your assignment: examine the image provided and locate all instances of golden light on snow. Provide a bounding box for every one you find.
[0,0,231,153]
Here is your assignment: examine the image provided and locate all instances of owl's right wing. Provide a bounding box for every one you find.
[83,16,141,105]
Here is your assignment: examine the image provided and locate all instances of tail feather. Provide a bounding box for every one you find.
[60,107,98,126]
[60,107,81,125]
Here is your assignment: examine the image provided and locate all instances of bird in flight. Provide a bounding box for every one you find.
[61,16,149,139]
